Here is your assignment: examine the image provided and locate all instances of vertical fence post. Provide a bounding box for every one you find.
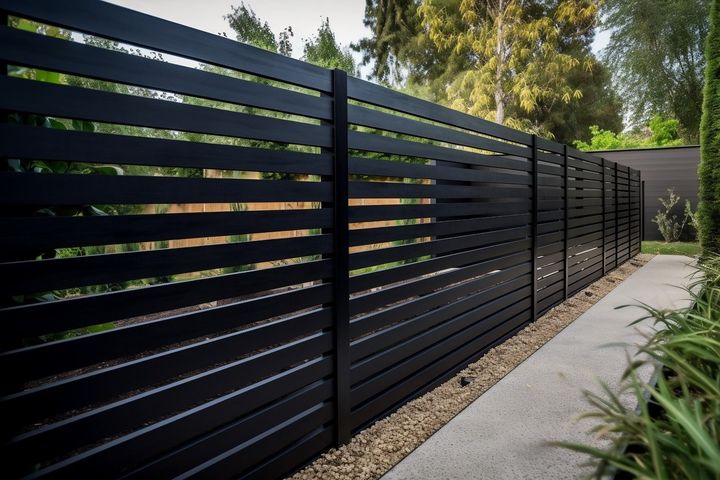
[614,162,619,269]
[330,69,350,446]
[531,135,538,320]
[601,158,607,276]
[641,178,645,243]
[563,145,569,300]
[627,167,632,258]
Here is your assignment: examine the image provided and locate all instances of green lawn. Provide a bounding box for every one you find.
[641,241,701,256]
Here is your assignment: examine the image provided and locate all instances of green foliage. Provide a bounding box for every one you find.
[602,0,709,142]
[652,188,688,242]
[528,56,623,145]
[418,0,599,127]
[685,200,702,241]
[225,3,278,52]
[574,116,685,151]
[699,0,720,255]
[303,18,357,74]
[355,0,620,143]
[557,256,720,479]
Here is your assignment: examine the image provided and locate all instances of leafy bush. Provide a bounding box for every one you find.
[557,256,720,479]
[574,116,685,151]
[652,188,688,242]
[699,0,720,255]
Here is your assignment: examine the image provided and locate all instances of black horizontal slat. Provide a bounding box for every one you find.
[349,181,530,199]
[351,262,532,339]
[351,288,531,400]
[349,251,530,319]
[0,0,332,91]
[350,226,529,270]
[0,76,332,147]
[2,313,333,433]
[349,156,531,184]
[5,312,333,463]
[2,209,332,256]
[124,382,333,480]
[174,403,334,480]
[0,173,332,206]
[346,76,530,145]
[2,284,333,383]
[349,214,529,247]
[18,355,334,479]
[350,238,531,293]
[2,234,332,296]
[240,427,334,480]
[348,104,530,158]
[0,26,332,120]
[351,275,531,366]
[2,259,332,343]
[350,300,531,429]
[349,201,531,223]
[0,124,332,175]
[349,131,530,169]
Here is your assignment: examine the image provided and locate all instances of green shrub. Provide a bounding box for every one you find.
[652,188,688,242]
[557,256,720,479]
[699,0,720,255]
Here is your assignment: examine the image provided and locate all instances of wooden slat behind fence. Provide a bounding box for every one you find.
[0,1,642,478]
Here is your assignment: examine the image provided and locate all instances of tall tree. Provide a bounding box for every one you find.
[354,0,470,100]
[530,57,622,144]
[602,0,709,142]
[699,0,720,254]
[418,0,599,128]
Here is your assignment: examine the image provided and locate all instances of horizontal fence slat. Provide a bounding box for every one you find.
[346,76,531,145]
[349,213,530,247]
[0,26,333,120]
[349,131,530,169]
[3,313,333,434]
[2,209,333,256]
[0,173,332,206]
[1,234,333,296]
[0,76,332,147]
[0,0,332,91]
[349,181,530,200]
[2,259,333,344]
[348,104,531,157]
[0,124,332,175]
[349,156,531,184]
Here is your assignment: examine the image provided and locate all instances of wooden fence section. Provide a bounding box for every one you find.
[0,1,641,479]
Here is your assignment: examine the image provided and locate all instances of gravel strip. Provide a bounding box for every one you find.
[289,254,654,480]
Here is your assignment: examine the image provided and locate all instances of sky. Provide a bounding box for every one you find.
[107,0,610,79]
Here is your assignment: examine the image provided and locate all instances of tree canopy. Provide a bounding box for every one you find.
[354,0,621,142]
[225,2,356,74]
[602,0,709,142]
[417,0,599,129]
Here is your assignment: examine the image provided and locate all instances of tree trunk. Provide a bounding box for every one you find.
[494,1,506,124]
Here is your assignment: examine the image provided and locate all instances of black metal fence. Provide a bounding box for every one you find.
[0,1,641,478]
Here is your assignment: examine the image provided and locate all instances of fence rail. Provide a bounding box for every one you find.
[0,1,641,478]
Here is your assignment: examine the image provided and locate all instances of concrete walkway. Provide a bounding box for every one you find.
[383,255,696,480]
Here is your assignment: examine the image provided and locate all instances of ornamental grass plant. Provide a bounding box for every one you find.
[557,256,720,479]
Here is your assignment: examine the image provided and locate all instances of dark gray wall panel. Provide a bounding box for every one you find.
[592,146,700,241]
